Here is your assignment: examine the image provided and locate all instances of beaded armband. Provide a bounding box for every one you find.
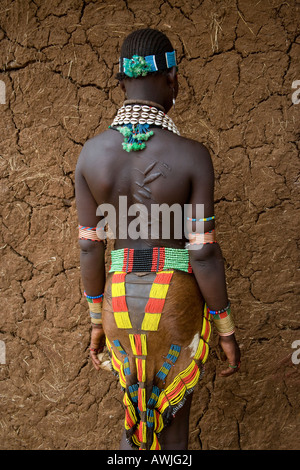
[188,229,216,246]
[207,302,235,336]
[84,292,103,325]
[187,216,215,223]
[79,225,104,242]
[186,215,217,247]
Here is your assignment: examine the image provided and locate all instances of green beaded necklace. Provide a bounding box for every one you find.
[109,100,180,152]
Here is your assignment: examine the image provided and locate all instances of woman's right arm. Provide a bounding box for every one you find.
[187,143,240,376]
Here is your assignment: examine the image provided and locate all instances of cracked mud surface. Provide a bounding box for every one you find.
[0,0,299,450]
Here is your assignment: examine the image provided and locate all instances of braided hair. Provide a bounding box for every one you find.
[116,28,175,81]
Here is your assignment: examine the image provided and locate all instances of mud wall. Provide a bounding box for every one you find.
[0,0,299,450]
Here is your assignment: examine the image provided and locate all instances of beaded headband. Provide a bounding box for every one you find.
[119,51,177,78]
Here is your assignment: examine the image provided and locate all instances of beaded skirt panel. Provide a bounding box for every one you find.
[102,251,211,450]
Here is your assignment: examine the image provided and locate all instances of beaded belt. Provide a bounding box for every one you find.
[109,247,193,273]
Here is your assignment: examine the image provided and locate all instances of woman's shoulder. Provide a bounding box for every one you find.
[170,133,213,167]
[179,134,211,153]
[76,129,122,167]
[82,129,121,153]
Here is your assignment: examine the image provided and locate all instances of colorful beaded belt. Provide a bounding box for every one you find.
[109,247,193,273]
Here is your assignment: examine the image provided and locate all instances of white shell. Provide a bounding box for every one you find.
[110,106,180,136]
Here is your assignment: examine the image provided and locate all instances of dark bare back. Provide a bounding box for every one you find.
[76,126,215,250]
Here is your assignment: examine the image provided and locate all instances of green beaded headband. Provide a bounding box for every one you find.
[119,51,177,78]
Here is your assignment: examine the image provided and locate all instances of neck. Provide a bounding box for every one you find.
[124,98,165,113]
[123,75,172,113]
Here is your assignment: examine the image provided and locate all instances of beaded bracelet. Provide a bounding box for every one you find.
[84,292,104,300]
[207,301,231,315]
[212,313,235,336]
[229,362,241,369]
[89,347,101,353]
[187,215,215,222]
[84,291,104,325]
[207,303,235,336]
